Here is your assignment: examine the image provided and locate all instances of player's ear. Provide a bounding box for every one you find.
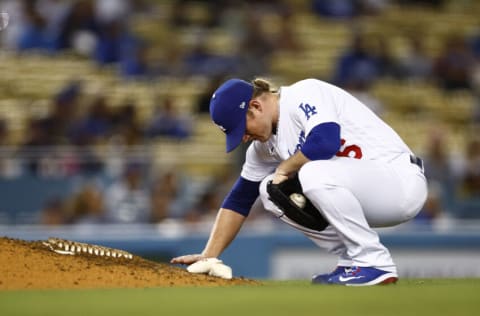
[249,99,262,112]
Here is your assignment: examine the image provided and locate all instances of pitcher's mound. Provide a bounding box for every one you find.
[0,237,258,290]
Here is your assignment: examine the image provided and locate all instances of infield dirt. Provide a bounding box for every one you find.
[0,237,258,290]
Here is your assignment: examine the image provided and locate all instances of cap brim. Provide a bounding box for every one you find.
[225,115,246,153]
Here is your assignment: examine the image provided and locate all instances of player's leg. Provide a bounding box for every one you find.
[259,175,352,283]
[299,158,396,271]
[305,228,352,283]
[298,155,427,285]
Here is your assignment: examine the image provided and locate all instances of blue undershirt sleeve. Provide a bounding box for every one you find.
[221,176,260,217]
[301,122,341,160]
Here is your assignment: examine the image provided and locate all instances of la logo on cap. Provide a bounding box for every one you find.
[239,101,246,109]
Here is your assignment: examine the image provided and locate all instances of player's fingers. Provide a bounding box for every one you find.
[170,254,205,265]
[272,173,288,185]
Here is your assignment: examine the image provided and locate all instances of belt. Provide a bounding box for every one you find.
[410,155,424,172]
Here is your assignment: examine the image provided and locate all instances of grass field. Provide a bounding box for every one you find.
[1,279,479,316]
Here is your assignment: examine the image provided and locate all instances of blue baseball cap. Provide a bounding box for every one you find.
[209,79,254,153]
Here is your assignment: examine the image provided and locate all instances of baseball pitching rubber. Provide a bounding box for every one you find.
[290,193,306,209]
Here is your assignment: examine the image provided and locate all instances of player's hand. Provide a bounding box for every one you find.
[170,253,206,265]
[272,172,289,185]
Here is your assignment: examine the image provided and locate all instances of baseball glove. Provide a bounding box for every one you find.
[267,174,329,231]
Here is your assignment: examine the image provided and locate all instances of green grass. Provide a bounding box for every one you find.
[1,279,479,316]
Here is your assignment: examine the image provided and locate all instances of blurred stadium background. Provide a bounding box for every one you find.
[0,0,479,279]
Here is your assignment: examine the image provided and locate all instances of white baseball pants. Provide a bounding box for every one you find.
[259,153,428,273]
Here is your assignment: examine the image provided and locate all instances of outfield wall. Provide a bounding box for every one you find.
[2,219,480,279]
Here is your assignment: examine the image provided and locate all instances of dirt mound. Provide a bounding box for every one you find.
[0,237,258,290]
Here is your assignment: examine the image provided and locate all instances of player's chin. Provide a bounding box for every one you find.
[249,133,269,143]
[257,135,269,142]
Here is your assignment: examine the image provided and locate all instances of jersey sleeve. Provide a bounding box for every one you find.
[221,176,260,217]
[301,122,341,160]
[240,142,278,182]
[291,79,341,137]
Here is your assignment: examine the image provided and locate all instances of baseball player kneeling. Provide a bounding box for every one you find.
[171,78,427,286]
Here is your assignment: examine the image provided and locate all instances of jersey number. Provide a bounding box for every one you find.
[336,139,362,159]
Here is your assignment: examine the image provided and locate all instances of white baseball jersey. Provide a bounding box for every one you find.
[241,78,412,182]
[248,79,427,272]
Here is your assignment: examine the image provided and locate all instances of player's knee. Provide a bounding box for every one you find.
[298,161,338,193]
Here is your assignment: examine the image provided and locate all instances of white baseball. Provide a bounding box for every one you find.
[290,193,306,209]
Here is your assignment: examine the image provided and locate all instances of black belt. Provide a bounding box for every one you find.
[410,155,424,172]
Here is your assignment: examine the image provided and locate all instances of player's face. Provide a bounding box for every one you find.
[242,104,272,143]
